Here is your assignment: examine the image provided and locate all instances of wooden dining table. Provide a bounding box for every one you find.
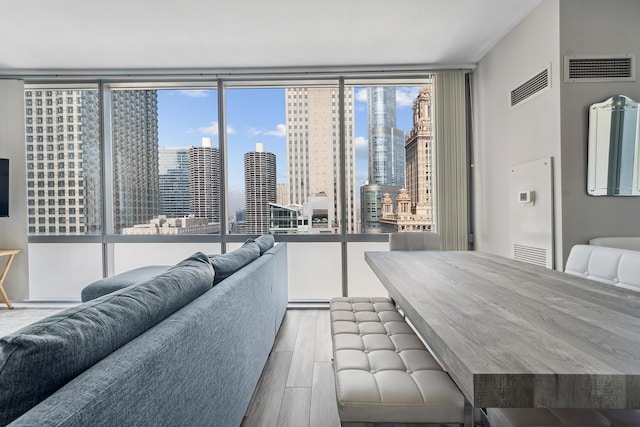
[365,250,640,409]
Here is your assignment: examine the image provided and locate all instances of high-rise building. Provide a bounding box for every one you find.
[276,183,289,206]
[367,87,405,187]
[244,143,276,234]
[285,87,357,233]
[189,137,221,223]
[379,84,434,232]
[111,90,159,232]
[405,85,434,222]
[158,147,190,218]
[24,89,101,235]
[361,87,405,233]
[25,89,158,235]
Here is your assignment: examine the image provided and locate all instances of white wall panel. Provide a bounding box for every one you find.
[346,242,388,297]
[287,242,341,301]
[29,243,102,300]
[113,243,220,274]
[0,80,28,300]
[472,0,562,266]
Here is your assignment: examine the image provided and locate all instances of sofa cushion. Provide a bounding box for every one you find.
[209,241,260,285]
[81,265,172,302]
[0,252,214,426]
[254,234,275,255]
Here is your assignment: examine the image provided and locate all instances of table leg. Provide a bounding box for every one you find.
[0,253,17,309]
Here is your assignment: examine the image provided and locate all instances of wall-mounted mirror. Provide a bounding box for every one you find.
[587,95,640,196]
[588,95,640,196]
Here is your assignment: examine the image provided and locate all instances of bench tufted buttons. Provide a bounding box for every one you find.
[330,296,465,425]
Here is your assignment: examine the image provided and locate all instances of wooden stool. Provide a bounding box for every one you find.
[0,249,21,309]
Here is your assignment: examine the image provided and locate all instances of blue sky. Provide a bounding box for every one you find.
[157,86,420,212]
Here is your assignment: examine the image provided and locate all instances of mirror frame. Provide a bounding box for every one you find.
[587,95,640,196]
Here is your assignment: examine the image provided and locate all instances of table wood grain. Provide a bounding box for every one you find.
[365,250,640,409]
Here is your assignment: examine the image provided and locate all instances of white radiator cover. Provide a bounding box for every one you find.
[510,157,554,269]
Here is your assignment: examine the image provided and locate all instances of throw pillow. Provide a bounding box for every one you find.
[254,234,275,255]
[81,265,172,302]
[209,241,260,285]
[0,252,214,426]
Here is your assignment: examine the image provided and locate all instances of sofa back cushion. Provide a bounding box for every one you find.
[81,265,172,302]
[209,241,260,285]
[0,252,214,426]
[254,234,275,255]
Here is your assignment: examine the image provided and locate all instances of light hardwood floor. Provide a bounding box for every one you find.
[241,308,341,427]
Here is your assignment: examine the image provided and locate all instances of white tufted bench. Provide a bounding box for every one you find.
[564,244,640,292]
[488,244,640,427]
[330,297,465,426]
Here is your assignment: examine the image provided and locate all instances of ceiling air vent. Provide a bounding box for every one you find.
[510,67,550,108]
[564,55,635,82]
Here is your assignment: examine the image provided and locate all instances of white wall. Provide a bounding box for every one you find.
[473,0,640,269]
[558,0,640,260]
[472,0,563,265]
[0,80,28,300]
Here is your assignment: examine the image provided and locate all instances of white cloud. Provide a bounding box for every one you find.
[355,88,368,103]
[198,121,234,136]
[355,87,420,108]
[179,90,209,98]
[247,124,286,138]
[355,136,368,150]
[265,124,286,138]
[396,87,421,108]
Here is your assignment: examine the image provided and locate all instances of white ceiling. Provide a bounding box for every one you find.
[0,0,542,74]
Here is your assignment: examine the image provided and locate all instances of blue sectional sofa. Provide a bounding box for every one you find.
[0,237,287,427]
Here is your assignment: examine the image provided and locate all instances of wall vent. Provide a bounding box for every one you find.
[510,67,550,108]
[564,55,635,82]
[513,244,547,267]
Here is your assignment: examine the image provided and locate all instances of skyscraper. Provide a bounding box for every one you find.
[189,137,221,223]
[361,87,405,233]
[24,89,159,235]
[244,143,276,233]
[379,84,434,232]
[368,87,405,187]
[405,85,434,221]
[158,147,190,218]
[24,89,100,235]
[285,87,357,233]
[111,90,159,232]
[276,183,289,206]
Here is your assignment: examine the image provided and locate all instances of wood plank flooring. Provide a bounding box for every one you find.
[242,309,341,427]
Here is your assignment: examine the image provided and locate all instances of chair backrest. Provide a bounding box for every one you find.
[389,232,441,251]
[565,244,640,292]
[589,237,640,251]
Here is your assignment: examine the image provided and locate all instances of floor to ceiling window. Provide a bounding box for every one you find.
[345,80,434,235]
[24,87,101,236]
[109,87,220,236]
[22,73,452,301]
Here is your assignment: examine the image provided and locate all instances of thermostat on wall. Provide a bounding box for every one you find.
[518,190,535,206]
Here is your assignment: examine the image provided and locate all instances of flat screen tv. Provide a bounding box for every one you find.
[0,158,8,217]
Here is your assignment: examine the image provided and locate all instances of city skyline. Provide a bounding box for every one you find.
[157,87,421,214]
[24,85,425,235]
